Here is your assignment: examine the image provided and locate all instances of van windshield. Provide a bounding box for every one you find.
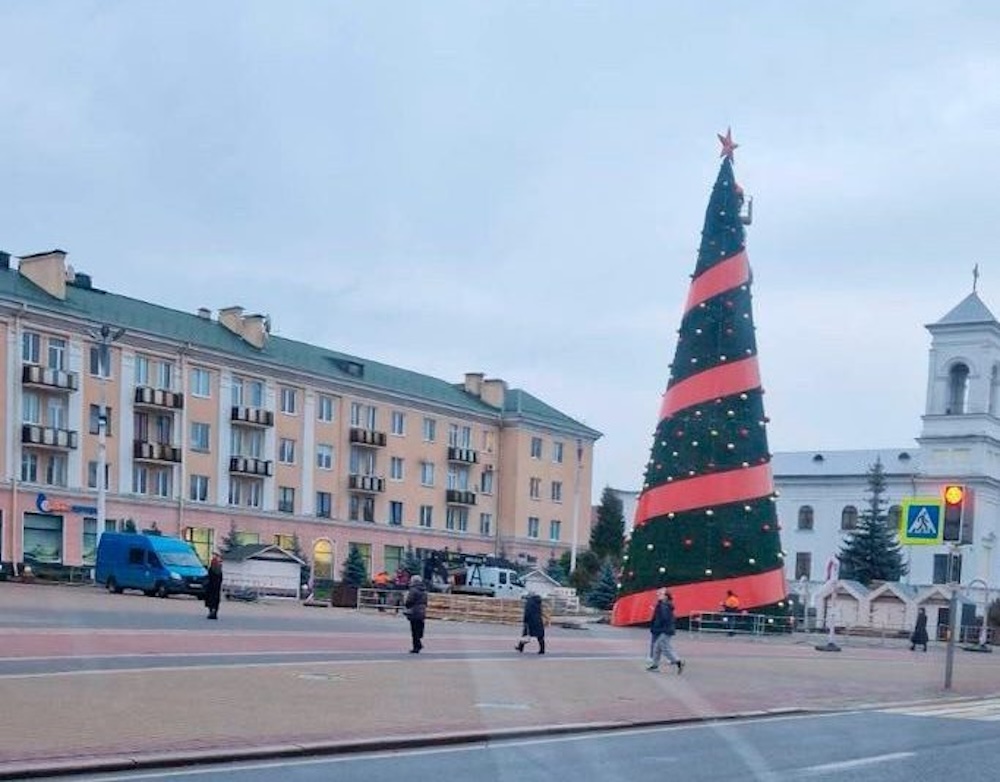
[159,551,204,569]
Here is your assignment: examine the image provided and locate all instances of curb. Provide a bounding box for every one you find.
[0,708,809,780]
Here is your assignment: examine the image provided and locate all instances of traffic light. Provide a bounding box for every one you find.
[942,485,965,543]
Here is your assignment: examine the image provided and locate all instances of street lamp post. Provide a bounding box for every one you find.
[569,439,583,575]
[89,324,124,564]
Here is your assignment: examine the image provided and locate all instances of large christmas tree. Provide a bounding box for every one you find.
[612,131,788,626]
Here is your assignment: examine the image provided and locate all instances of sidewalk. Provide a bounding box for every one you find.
[2,626,999,779]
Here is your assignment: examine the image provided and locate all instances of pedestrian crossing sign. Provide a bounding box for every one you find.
[899,498,943,545]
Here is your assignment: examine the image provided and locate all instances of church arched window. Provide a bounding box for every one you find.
[840,505,858,531]
[797,505,814,531]
[947,362,970,415]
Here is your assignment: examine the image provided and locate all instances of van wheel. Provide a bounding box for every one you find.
[107,577,123,594]
[155,583,169,599]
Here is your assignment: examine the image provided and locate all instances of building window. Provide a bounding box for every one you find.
[482,430,495,454]
[318,395,334,422]
[231,377,244,407]
[21,331,40,364]
[551,481,563,502]
[24,512,63,564]
[447,465,470,491]
[349,446,376,476]
[316,444,334,470]
[527,516,540,539]
[480,469,494,495]
[795,552,812,580]
[549,519,561,541]
[529,477,541,499]
[933,553,962,584]
[190,422,211,451]
[87,460,110,490]
[797,505,814,531]
[419,505,433,528]
[153,468,171,497]
[448,424,472,448]
[47,337,66,371]
[316,491,333,518]
[279,438,296,464]
[446,506,468,532]
[47,397,67,430]
[389,501,403,526]
[246,379,264,408]
[22,392,41,425]
[349,495,375,523]
[21,452,38,483]
[135,355,149,386]
[423,417,436,442]
[183,526,214,565]
[156,361,174,391]
[229,477,262,508]
[530,437,543,459]
[390,456,404,481]
[132,465,148,494]
[841,505,858,531]
[45,454,68,487]
[553,441,564,463]
[190,368,211,397]
[391,411,406,436]
[280,387,298,415]
[947,362,970,415]
[420,462,435,487]
[82,517,116,565]
[231,427,264,459]
[349,543,373,580]
[350,402,377,429]
[89,346,111,378]
[479,513,492,536]
[278,486,296,513]
[384,545,403,576]
[189,475,209,503]
[85,404,108,435]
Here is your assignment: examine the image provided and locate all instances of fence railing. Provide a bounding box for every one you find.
[356,588,550,625]
[689,611,794,635]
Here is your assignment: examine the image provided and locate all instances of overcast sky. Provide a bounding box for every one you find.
[2,2,998,501]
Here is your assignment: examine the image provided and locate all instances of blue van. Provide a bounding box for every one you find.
[95,533,207,597]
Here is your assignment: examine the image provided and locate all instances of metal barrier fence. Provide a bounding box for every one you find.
[689,611,793,635]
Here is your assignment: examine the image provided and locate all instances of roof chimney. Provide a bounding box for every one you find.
[481,378,507,409]
[217,306,244,337]
[242,314,269,349]
[464,372,484,397]
[18,250,68,300]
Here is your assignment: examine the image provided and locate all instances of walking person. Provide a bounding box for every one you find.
[647,589,684,673]
[404,574,428,653]
[722,589,740,636]
[204,553,223,621]
[515,592,546,655]
[910,607,929,652]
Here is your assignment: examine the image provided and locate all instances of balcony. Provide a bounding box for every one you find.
[231,406,274,427]
[133,440,182,463]
[349,474,385,493]
[21,364,78,393]
[447,445,479,465]
[21,424,78,450]
[349,427,387,447]
[134,386,184,410]
[446,489,477,506]
[228,455,274,477]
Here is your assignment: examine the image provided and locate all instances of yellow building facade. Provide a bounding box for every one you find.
[0,250,600,582]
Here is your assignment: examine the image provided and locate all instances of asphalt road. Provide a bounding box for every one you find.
[40,708,1000,782]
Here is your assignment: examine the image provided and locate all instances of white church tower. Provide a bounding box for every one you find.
[917,286,1000,586]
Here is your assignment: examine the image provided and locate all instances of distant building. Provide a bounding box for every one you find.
[0,249,600,581]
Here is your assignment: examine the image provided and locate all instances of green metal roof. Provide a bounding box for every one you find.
[0,265,601,439]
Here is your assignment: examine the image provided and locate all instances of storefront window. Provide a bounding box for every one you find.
[23,513,63,565]
[313,539,334,582]
[82,517,117,565]
[182,526,214,564]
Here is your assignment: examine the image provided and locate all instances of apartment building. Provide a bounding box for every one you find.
[0,250,600,582]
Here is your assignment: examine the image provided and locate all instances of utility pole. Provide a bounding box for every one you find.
[944,544,960,689]
[89,324,125,563]
[569,439,583,575]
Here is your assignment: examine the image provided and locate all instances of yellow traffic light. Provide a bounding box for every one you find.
[944,485,964,505]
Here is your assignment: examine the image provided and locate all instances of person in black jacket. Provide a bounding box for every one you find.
[404,575,428,653]
[910,607,929,652]
[204,554,223,621]
[647,589,684,673]
[515,593,546,654]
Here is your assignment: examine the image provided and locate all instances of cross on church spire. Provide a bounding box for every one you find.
[973,263,980,293]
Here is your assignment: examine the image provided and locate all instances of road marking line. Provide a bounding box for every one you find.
[799,751,914,775]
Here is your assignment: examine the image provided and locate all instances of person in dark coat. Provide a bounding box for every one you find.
[647,589,684,673]
[910,607,929,652]
[515,593,546,654]
[204,554,223,620]
[404,575,428,653]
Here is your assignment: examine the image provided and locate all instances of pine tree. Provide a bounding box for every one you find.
[545,556,567,585]
[560,549,600,593]
[613,132,788,626]
[586,560,619,610]
[402,543,422,576]
[838,459,907,586]
[342,545,368,587]
[289,532,310,588]
[220,520,241,553]
[590,487,625,561]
